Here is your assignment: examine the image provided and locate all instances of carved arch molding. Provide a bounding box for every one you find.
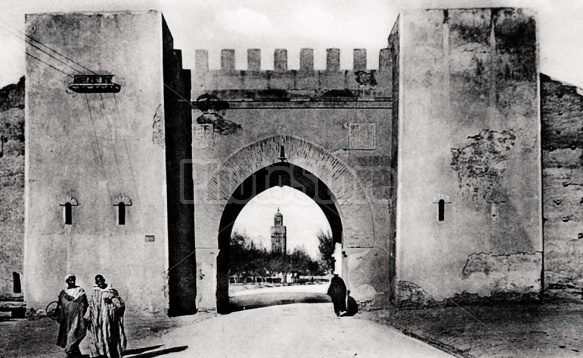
[203,135,375,248]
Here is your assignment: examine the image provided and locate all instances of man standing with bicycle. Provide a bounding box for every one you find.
[56,274,88,358]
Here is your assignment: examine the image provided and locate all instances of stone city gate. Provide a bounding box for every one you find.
[189,33,397,312]
[190,42,397,310]
[24,8,544,316]
[192,135,390,312]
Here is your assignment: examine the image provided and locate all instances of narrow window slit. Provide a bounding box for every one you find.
[13,272,21,293]
[113,196,131,225]
[118,203,126,225]
[438,199,445,222]
[64,203,72,225]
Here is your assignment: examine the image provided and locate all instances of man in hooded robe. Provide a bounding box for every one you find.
[56,274,88,358]
[84,274,127,358]
[327,274,347,317]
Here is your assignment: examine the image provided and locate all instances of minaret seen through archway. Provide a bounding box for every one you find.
[271,208,287,255]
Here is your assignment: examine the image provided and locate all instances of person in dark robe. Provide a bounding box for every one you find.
[56,274,88,358]
[84,274,127,358]
[327,274,347,317]
[342,290,359,317]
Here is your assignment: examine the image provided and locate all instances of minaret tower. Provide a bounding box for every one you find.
[270,208,287,255]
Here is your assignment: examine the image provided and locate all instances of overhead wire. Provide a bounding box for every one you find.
[0,23,84,76]
[25,51,75,78]
[0,37,74,78]
[0,16,198,114]
[0,20,99,76]
[1,18,139,209]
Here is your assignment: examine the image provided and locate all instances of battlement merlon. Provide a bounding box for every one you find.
[195,48,391,73]
[193,48,392,98]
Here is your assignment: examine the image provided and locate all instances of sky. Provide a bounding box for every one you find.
[232,186,331,259]
[1,0,583,88]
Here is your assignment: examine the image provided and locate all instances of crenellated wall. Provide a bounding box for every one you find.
[193,48,392,101]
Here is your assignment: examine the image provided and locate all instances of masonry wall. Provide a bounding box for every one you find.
[25,11,171,314]
[192,48,394,309]
[395,8,542,306]
[388,17,400,304]
[0,77,25,299]
[162,19,196,316]
[541,74,583,301]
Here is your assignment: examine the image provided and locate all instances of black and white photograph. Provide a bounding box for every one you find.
[1,0,583,357]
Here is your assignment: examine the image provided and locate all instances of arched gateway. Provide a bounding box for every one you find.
[193,136,387,311]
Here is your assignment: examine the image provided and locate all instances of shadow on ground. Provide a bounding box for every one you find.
[126,345,188,357]
[229,292,331,312]
[124,345,163,355]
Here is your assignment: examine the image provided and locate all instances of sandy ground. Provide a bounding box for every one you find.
[362,302,583,358]
[0,303,453,358]
[9,284,583,358]
[0,311,215,357]
[155,303,454,358]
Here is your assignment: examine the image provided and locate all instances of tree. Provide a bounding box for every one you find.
[289,246,312,275]
[229,232,248,282]
[317,230,335,275]
[230,231,326,284]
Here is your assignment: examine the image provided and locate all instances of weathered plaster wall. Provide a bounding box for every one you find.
[192,49,393,309]
[395,8,542,307]
[25,11,173,314]
[541,74,583,301]
[0,77,24,298]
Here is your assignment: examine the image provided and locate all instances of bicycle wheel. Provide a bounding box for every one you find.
[45,301,59,320]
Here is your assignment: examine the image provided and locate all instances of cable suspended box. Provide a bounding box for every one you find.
[68,75,121,93]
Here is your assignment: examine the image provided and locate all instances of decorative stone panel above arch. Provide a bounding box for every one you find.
[202,135,375,249]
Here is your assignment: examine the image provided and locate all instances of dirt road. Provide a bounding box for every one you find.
[139,303,453,358]
[2,295,453,357]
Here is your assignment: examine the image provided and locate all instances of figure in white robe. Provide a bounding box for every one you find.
[84,275,126,358]
[56,274,87,358]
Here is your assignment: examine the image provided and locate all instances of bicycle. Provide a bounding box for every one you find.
[45,301,59,320]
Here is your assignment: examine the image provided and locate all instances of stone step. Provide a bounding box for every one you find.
[0,301,26,311]
[0,294,24,302]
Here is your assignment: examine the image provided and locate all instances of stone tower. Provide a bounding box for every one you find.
[24,11,195,316]
[270,208,287,255]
